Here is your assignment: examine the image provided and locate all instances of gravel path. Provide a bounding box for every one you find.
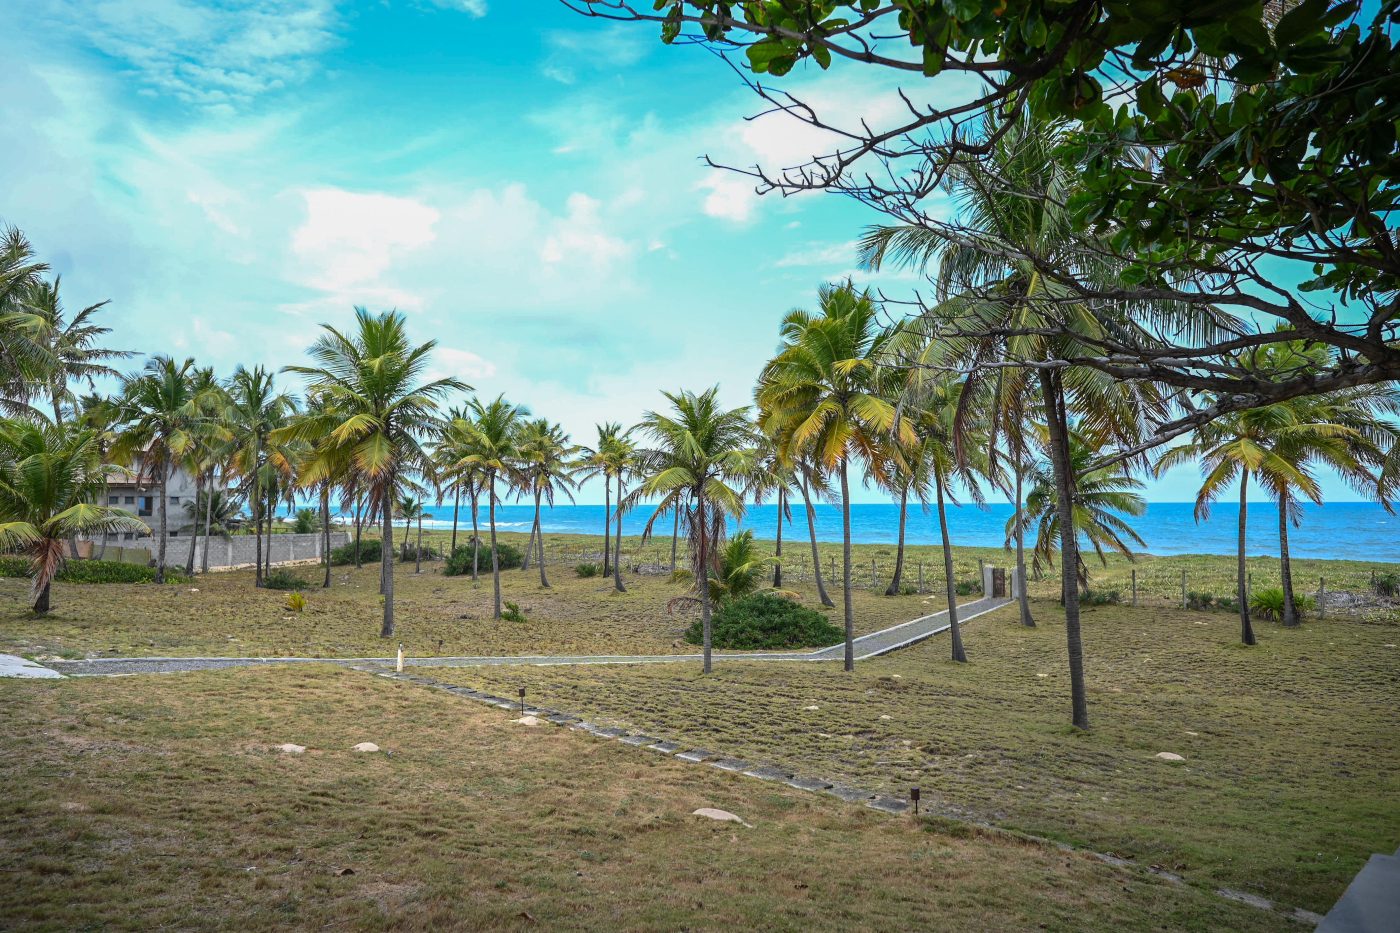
[42,597,1010,677]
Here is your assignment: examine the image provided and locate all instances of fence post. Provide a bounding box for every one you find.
[918,561,923,593]
[1319,577,1326,618]
[1181,568,1187,610]
[1131,568,1137,607]
[871,558,877,588]
[829,554,835,582]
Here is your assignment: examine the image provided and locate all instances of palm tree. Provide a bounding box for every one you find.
[515,418,580,588]
[20,279,131,425]
[583,423,629,579]
[180,366,228,576]
[633,387,758,673]
[756,283,912,672]
[0,227,54,414]
[747,437,795,589]
[448,395,528,620]
[1023,431,1146,595]
[0,418,148,612]
[112,356,206,583]
[283,308,466,638]
[223,366,296,588]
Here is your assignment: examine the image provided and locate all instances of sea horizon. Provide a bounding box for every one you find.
[297,500,1399,563]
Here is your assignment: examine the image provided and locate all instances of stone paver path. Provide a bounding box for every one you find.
[0,653,66,679]
[44,596,1010,677]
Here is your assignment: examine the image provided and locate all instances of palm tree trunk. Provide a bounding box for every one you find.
[264,485,275,580]
[801,475,834,608]
[612,475,627,593]
[1041,370,1089,730]
[1238,469,1256,645]
[201,470,215,573]
[450,484,460,555]
[535,490,549,588]
[470,483,481,582]
[522,511,535,571]
[253,477,264,587]
[352,488,363,570]
[670,502,680,573]
[489,471,502,620]
[321,486,331,588]
[34,577,52,614]
[935,477,967,662]
[98,531,108,561]
[155,458,169,583]
[184,470,200,576]
[1279,489,1299,627]
[380,483,395,638]
[602,477,612,577]
[1015,463,1034,627]
[885,485,908,596]
[697,489,712,674]
[773,487,785,589]
[839,455,855,672]
[415,514,423,574]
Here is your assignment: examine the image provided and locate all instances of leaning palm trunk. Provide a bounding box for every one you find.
[488,471,502,619]
[1041,370,1089,729]
[602,478,612,577]
[1278,489,1299,627]
[1014,464,1035,627]
[534,490,550,588]
[839,455,855,672]
[1238,469,1256,645]
[321,486,331,588]
[155,459,169,583]
[470,483,481,583]
[450,484,461,555]
[415,514,423,574]
[669,504,680,572]
[773,487,785,588]
[253,479,264,586]
[201,470,215,573]
[935,478,967,662]
[352,489,363,570]
[380,483,396,638]
[885,485,908,596]
[697,492,712,673]
[264,486,276,580]
[800,475,834,608]
[612,475,627,593]
[184,471,202,575]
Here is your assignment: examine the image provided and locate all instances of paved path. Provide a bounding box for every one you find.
[0,653,66,679]
[42,596,1010,677]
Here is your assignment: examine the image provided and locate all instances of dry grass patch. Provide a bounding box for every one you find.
[0,665,1279,931]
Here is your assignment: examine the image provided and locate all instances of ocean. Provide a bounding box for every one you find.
[337,500,1399,563]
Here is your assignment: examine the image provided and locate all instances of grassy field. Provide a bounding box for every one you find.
[0,664,1285,931]
[425,598,1400,914]
[0,532,966,660]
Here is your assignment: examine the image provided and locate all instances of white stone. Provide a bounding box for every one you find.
[889,674,902,679]
[277,743,306,754]
[352,742,380,753]
[513,715,542,726]
[803,705,819,711]
[1154,752,1185,761]
[1036,673,1048,678]
[879,715,893,721]
[1184,731,1199,736]
[692,808,751,827]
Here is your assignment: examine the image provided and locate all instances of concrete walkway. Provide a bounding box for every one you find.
[0,654,66,679]
[43,596,1011,677]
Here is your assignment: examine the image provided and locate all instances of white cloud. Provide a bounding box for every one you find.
[542,25,649,84]
[540,193,630,266]
[291,189,441,299]
[775,241,858,268]
[430,346,497,382]
[698,171,759,223]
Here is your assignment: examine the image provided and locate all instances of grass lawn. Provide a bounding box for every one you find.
[0,532,959,660]
[425,598,1400,914]
[0,664,1283,931]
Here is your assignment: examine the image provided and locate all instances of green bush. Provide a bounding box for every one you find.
[1375,572,1399,598]
[397,543,437,563]
[443,542,522,576]
[575,562,602,578]
[1081,589,1121,606]
[263,569,311,591]
[292,508,321,534]
[1187,590,1238,612]
[501,600,526,623]
[1250,587,1317,621]
[330,539,381,566]
[686,592,843,650]
[954,580,980,596]
[0,557,189,584]
[285,591,307,612]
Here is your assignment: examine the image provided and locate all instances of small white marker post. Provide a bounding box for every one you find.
[396,643,404,673]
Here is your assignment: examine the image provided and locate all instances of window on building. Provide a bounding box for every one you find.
[170,496,180,505]
[108,495,119,505]
[124,496,135,504]
[138,496,153,517]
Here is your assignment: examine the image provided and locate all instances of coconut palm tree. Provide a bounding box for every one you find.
[1022,431,1146,595]
[633,387,758,673]
[180,366,229,576]
[756,283,913,671]
[746,436,796,589]
[112,356,206,583]
[448,395,528,620]
[19,279,131,426]
[0,227,54,414]
[0,418,148,612]
[283,308,466,638]
[582,423,631,580]
[515,418,581,588]
[223,366,296,588]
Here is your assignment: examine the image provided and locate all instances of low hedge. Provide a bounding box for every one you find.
[0,556,189,584]
[330,539,382,566]
[444,542,523,576]
[685,591,843,650]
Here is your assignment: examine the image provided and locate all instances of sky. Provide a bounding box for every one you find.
[0,0,1378,505]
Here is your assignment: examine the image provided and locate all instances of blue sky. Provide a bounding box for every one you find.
[0,0,1376,505]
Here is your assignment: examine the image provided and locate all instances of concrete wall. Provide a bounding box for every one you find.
[84,532,349,570]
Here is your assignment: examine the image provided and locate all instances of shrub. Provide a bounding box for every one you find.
[1250,587,1317,622]
[575,562,602,578]
[292,508,321,534]
[397,544,437,563]
[285,591,307,613]
[443,542,522,576]
[686,592,843,650]
[501,600,526,622]
[263,569,311,591]
[330,539,381,566]
[899,583,918,596]
[954,580,980,596]
[1081,589,1121,606]
[1186,590,1237,612]
[0,557,188,585]
[1375,572,1399,598]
